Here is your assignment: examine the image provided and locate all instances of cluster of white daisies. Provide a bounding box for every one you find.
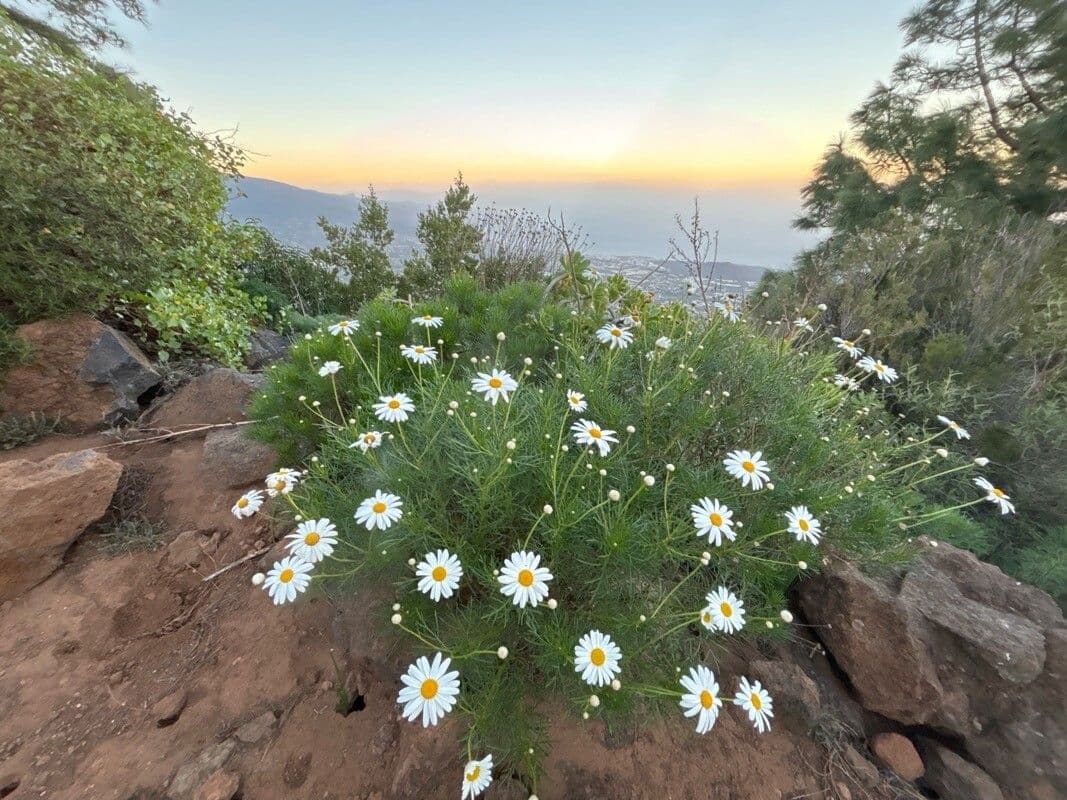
[230,310,1016,798]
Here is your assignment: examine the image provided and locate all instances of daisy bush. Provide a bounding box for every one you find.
[240,273,1011,796]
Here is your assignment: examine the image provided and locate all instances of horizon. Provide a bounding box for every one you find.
[104,1,916,265]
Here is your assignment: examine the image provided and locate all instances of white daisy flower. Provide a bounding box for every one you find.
[571,419,619,457]
[565,389,588,413]
[793,317,813,331]
[355,490,404,530]
[471,369,518,405]
[265,468,301,497]
[595,323,633,349]
[655,336,672,350]
[498,550,553,608]
[461,754,493,799]
[857,356,899,383]
[832,337,864,358]
[679,664,723,734]
[397,652,460,727]
[699,606,717,630]
[833,373,860,391]
[714,300,740,322]
[416,549,463,602]
[785,505,822,545]
[285,518,338,563]
[318,360,342,377]
[262,555,314,605]
[723,449,770,490]
[690,497,736,546]
[734,676,774,733]
[328,318,359,337]
[232,489,264,518]
[373,392,415,423]
[574,630,622,687]
[974,477,1015,515]
[937,415,970,440]
[350,430,383,452]
[412,314,444,328]
[401,344,437,365]
[705,587,746,634]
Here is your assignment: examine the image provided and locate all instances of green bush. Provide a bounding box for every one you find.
[236,274,1008,791]
[0,11,258,365]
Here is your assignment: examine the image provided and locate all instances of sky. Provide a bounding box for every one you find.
[106,1,916,266]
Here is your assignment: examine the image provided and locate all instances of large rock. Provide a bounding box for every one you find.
[0,449,123,600]
[0,314,160,431]
[916,739,1003,800]
[244,328,289,371]
[870,732,923,781]
[799,539,1067,799]
[145,368,264,430]
[200,428,276,488]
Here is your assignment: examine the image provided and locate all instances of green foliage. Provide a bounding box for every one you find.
[0,11,259,367]
[0,411,61,450]
[310,188,396,306]
[765,0,1067,603]
[400,174,482,299]
[245,276,968,788]
[239,225,360,322]
[250,273,569,464]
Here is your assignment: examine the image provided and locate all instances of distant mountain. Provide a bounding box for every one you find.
[660,259,769,286]
[227,176,420,250]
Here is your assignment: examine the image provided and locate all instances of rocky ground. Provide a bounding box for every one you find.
[0,316,1062,800]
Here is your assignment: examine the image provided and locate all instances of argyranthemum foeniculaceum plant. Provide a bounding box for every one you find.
[237,279,1013,797]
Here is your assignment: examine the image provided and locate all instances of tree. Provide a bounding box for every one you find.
[310,187,396,306]
[1,0,151,50]
[400,174,482,298]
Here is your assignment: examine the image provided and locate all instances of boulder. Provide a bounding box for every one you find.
[200,428,276,488]
[151,688,188,727]
[0,449,123,601]
[0,314,160,431]
[191,770,240,800]
[244,328,289,371]
[749,658,821,730]
[145,368,264,430]
[869,732,923,781]
[799,538,1067,799]
[916,739,1003,800]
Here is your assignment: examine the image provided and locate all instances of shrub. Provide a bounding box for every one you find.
[310,188,396,305]
[0,11,258,365]
[236,276,1009,791]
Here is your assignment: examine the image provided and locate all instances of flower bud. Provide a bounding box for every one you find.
[974,457,990,466]
[611,679,621,691]
[496,332,506,341]
[497,646,509,659]
[543,504,553,515]
[546,598,558,610]
[780,609,794,623]
[391,613,402,625]
[251,573,265,586]
[589,694,600,708]
[643,475,655,487]
[608,489,621,501]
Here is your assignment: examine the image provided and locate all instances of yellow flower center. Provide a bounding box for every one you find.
[388,399,401,409]
[517,569,534,587]
[798,518,809,532]
[432,565,447,582]
[415,346,425,354]
[422,315,432,321]
[339,320,349,327]
[489,377,502,389]
[304,532,320,546]
[279,568,294,583]
[364,434,376,443]
[420,678,438,699]
[702,611,712,624]
[750,692,762,710]
[590,647,606,667]
[588,427,602,439]
[720,602,733,617]
[993,487,1005,498]
[610,327,621,337]
[466,766,481,783]
[700,690,715,709]
[875,362,885,372]
[709,512,723,527]
[843,339,853,347]
[372,501,387,514]
[273,479,286,490]
[236,497,249,508]
[741,460,755,473]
